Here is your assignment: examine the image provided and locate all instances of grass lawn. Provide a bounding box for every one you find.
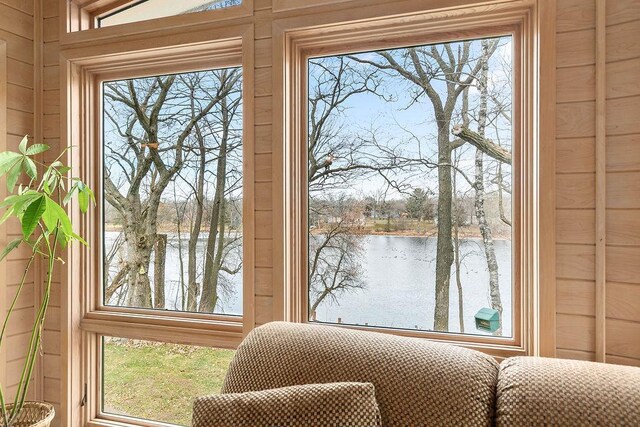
[103,339,235,426]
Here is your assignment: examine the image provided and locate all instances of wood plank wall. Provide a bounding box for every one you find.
[253,0,275,326]
[555,0,640,366]
[40,0,61,423]
[18,0,640,423]
[0,0,38,405]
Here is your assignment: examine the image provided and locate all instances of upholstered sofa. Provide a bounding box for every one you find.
[194,322,640,426]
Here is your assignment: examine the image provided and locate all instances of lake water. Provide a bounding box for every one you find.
[314,235,512,337]
[106,233,512,337]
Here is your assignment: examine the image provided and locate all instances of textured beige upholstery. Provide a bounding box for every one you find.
[222,322,499,426]
[496,356,640,426]
[192,382,381,427]
[193,322,640,426]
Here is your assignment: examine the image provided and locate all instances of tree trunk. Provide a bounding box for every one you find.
[120,195,158,309]
[433,126,455,332]
[154,234,167,309]
[174,203,186,311]
[199,98,230,313]
[474,40,503,334]
[452,172,465,333]
[498,163,511,226]
[124,228,154,308]
[187,126,207,311]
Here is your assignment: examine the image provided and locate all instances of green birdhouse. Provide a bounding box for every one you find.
[475,308,500,332]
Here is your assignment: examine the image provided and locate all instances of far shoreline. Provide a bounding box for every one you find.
[104,225,512,241]
[355,232,511,241]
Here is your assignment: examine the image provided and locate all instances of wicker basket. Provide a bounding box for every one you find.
[1,402,55,427]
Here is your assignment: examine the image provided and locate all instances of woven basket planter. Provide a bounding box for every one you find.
[1,402,55,427]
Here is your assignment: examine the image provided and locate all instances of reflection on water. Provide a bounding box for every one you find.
[106,233,512,336]
[105,232,243,315]
[314,235,512,337]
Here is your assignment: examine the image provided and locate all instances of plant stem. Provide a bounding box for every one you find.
[8,227,59,425]
[0,244,38,427]
[0,247,38,344]
[0,385,8,427]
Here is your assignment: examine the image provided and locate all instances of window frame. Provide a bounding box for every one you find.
[61,0,254,43]
[273,3,539,359]
[61,24,255,427]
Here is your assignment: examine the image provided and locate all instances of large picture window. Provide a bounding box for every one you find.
[305,35,516,338]
[64,19,252,424]
[102,67,244,316]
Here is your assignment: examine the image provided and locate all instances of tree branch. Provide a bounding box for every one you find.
[451,125,512,164]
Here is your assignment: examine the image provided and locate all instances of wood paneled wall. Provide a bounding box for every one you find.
[253,0,276,326]
[8,0,636,423]
[40,0,61,421]
[555,0,640,366]
[0,0,38,405]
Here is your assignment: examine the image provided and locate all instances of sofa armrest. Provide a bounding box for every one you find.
[496,356,640,426]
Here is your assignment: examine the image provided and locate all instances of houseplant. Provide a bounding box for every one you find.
[0,136,93,427]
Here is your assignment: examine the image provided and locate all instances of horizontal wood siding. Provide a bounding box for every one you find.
[0,0,36,406]
[555,0,640,365]
[38,1,61,424]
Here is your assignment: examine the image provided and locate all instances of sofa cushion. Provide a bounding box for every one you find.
[222,322,499,426]
[192,382,381,427]
[496,356,640,426]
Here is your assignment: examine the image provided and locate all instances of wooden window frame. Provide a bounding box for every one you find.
[61,0,254,45]
[60,23,255,427]
[273,0,550,360]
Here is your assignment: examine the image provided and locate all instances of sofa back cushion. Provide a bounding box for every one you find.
[193,382,381,427]
[222,322,499,426]
[496,356,640,426]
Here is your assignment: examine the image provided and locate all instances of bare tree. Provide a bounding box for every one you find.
[306,57,391,316]
[103,69,239,309]
[472,40,503,334]
[200,82,244,312]
[450,40,513,334]
[353,40,498,331]
[308,198,366,315]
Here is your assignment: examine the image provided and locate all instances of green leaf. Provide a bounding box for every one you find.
[87,187,96,204]
[42,197,58,233]
[58,232,68,248]
[23,158,37,180]
[6,161,22,193]
[26,144,49,156]
[43,196,73,238]
[51,200,73,236]
[45,169,59,195]
[63,184,77,206]
[0,238,22,262]
[0,152,22,175]
[12,191,41,214]
[71,232,88,247]
[21,195,46,239]
[18,135,28,154]
[78,188,89,213]
[0,208,13,225]
[0,194,20,209]
[0,192,41,226]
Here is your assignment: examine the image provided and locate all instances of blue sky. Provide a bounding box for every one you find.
[307,36,514,200]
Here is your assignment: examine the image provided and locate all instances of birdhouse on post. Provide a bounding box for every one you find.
[474,308,500,332]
